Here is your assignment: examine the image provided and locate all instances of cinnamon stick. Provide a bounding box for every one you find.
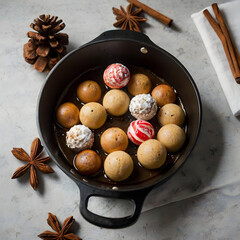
[203,4,240,84]
[127,0,173,26]
[212,3,240,81]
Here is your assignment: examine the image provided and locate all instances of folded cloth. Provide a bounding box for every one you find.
[191,1,240,116]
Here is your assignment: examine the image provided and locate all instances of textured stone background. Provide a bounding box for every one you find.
[1,0,240,239]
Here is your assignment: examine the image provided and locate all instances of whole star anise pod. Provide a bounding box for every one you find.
[11,138,54,190]
[23,14,69,72]
[112,3,147,32]
[38,212,82,240]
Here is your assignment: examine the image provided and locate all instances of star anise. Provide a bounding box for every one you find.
[38,212,82,240]
[112,3,147,32]
[11,138,54,190]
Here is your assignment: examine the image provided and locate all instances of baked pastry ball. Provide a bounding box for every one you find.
[157,103,185,126]
[79,102,107,129]
[137,139,167,169]
[103,63,130,88]
[75,150,101,175]
[127,73,152,96]
[56,102,79,128]
[127,120,155,145]
[102,90,130,116]
[152,84,176,106]
[157,124,186,152]
[100,127,128,153]
[104,151,133,182]
[66,124,94,152]
[129,94,158,120]
[77,80,101,103]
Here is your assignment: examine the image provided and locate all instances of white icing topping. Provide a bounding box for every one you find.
[66,124,94,152]
[129,94,157,120]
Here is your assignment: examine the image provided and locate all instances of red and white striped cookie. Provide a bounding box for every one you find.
[103,63,130,89]
[127,120,155,145]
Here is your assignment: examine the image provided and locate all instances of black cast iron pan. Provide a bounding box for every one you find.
[37,30,202,228]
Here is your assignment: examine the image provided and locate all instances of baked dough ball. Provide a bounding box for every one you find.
[75,150,101,175]
[104,151,133,182]
[56,102,79,128]
[79,102,107,129]
[129,94,158,120]
[100,127,128,153]
[103,89,130,116]
[103,63,130,89]
[157,124,186,152]
[137,139,167,169]
[127,120,155,145]
[127,73,152,96]
[152,84,176,106]
[157,103,185,126]
[77,80,102,103]
[66,124,94,152]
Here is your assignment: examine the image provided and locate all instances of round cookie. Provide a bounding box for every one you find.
[104,151,133,182]
[75,150,101,175]
[127,120,155,145]
[137,139,167,169]
[152,84,176,106]
[103,89,130,116]
[157,124,186,152]
[127,73,152,96]
[103,63,130,89]
[79,102,107,129]
[56,102,79,128]
[100,127,128,153]
[157,103,185,126]
[66,124,94,152]
[77,80,102,103]
[129,94,158,120]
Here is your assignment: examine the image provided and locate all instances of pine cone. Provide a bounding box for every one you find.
[23,14,69,72]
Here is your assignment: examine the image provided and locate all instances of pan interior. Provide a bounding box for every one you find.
[38,40,201,191]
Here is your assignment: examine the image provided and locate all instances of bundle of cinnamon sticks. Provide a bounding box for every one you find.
[203,3,240,84]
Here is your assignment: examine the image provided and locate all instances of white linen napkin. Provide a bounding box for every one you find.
[191,1,240,116]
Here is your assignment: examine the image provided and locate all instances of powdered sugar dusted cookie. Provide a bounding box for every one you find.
[129,94,157,120]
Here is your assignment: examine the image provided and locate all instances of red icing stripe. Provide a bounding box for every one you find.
[103,63,130,88]
[128,120,155,145]
[128,131,142,145]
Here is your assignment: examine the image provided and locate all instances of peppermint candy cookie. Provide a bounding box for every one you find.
[127,120,155,145]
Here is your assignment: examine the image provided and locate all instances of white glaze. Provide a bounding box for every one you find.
[129,94,157,120]
[66,124,94,152]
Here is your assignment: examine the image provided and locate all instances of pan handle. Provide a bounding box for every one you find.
[78,183,152,228]
[89,29,158,47]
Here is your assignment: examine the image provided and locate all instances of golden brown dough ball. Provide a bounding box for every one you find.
[137,139,167,169]
[100,127,128,153]
[75,150,101,175]
[79,102,107,129]
[127,73,152,96]
[152,84,176,106]
[157,103,185,126]
[56,102,79,128]
[102,90,130,116]
[157,124,186,152]
[104,151,133,182]
[77,80,102,103]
